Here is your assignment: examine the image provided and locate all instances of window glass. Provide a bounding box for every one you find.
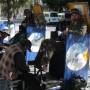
[50,13,58,17]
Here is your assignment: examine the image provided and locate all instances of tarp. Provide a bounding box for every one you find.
[0,22,8,31]
[26,26,45,61]
[64,33,89,89]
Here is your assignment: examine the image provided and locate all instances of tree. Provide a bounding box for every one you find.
[42,0,76,11]
[0,0,29,23]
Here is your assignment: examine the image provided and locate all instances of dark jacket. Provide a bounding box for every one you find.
[0,44,29,80]
[51,20,70,41]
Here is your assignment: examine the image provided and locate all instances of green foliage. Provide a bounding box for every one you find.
[0,0,29,22]
[42,0,76,11]
[88,0,90,9]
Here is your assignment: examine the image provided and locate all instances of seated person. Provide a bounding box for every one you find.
[0,38,42,90]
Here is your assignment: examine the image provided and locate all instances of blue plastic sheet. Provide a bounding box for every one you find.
[26,26,45,62]
[26,50,37,61]
[0,21,8,31]
[64,34,89,89]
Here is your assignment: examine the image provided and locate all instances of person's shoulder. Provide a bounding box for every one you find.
[14,52,23,60]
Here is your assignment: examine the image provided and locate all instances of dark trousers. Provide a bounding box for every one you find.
[18,73,42,90]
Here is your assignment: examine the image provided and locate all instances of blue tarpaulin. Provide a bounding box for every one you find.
[26,26,45,61]
[0,22,8,31]
[64,33,89,89]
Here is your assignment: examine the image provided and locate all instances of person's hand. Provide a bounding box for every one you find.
[63,28,68,36]
[81,25,87,36]
[9,72,18,80]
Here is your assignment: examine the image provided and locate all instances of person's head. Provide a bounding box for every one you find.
[70,8,82,22]
[23,9,35,25]
[24,9,32,18]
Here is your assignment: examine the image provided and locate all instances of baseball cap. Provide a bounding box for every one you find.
[71,8,82,16]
